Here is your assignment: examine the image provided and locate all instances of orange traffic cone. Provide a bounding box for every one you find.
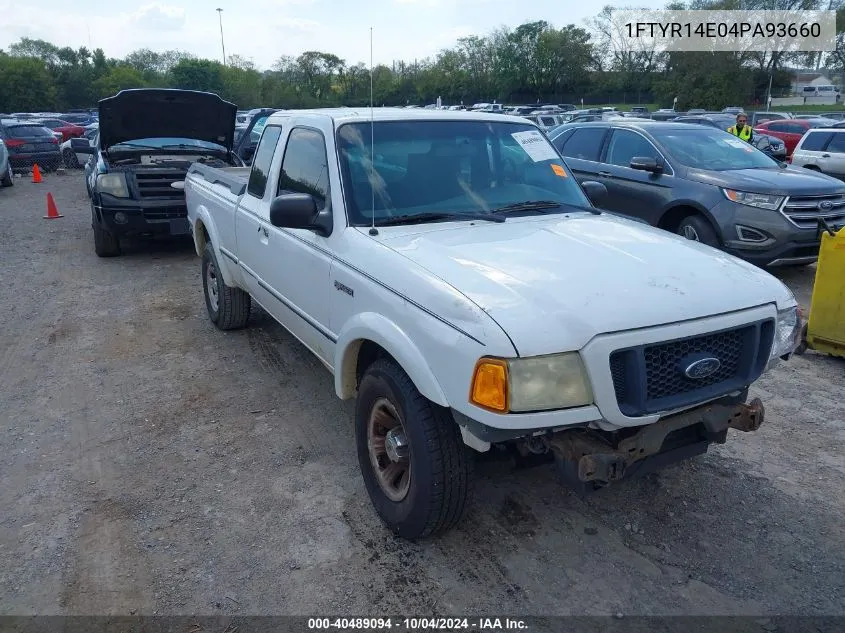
[44,192,63,219]
[32,164,42,183]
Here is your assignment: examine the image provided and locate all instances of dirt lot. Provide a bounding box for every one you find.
[0,174,843,618]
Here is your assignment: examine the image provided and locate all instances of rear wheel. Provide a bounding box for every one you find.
[356,358,473,539]
[677,214,720,248]
[0,161,12,187]
[62,148,80,169]
[202,244,251,330]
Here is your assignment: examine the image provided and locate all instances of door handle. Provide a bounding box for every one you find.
[822,153,831,158]
[598,171,612,177]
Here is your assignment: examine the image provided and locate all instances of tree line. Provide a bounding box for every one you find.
[1,0,843,114]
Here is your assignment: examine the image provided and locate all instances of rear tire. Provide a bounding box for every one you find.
[1,161,12,187]
[202,244,251,330]
[62,149,80,169]
[356,358,473,539]
[677,214,720,248]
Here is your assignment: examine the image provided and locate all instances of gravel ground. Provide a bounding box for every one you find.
[0,174,843,618]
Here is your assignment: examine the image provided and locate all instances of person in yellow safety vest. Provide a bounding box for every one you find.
[727,112,753,142]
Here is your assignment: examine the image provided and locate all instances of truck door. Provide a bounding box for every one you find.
[235,124,284,302]
[248,126,336,364]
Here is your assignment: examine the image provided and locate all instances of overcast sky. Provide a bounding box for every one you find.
[0,0,668,69]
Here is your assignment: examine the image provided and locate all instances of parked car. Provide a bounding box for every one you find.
[650,109,680,121]
[790,127,845,181]
[556,104,577,111]
[61,125,98,168]
[818,111,845,120]
[79,88,242,257]
[722,106,744,114]
[0,122,62,172]
[629,106,649,116]
[232,108,278,165]
[754,118,839,155]
[669,114,787,160]
[183,108,800,538]
[686,108,707,115]
[0,138,13,187]
[548,121,845,266]
[748,111,791,126]
[526,113,565,131]
[32,117,85,142]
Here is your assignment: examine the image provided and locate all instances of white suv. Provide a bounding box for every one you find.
[792,127,845,180]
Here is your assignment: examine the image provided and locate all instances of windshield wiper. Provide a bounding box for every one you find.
[493,199,602,216]
[491,200,564,215]
[374,211,505,226]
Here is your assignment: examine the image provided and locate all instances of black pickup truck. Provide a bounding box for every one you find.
[79,88,241,257]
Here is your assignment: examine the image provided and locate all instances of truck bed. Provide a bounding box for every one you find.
[187,163,250,196]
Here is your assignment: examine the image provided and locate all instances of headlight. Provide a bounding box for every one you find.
[770,305,802,360]
[97,172,129,197]
[723,189,784,211]
[470,353,593,413]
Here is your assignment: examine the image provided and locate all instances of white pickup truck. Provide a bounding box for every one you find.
[184,108,801,539]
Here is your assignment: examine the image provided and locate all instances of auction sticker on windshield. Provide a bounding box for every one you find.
[511,131,559,162]
[724,138,748,149]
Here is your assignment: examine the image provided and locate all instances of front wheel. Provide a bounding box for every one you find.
[356,358,473,539]
[677,214,720,248]
[202,244,251,330]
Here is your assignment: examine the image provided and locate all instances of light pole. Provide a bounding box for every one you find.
[216,8,226,65]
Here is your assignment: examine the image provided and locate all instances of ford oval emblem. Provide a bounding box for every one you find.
[684,357,721,380]
[818,200,834,210]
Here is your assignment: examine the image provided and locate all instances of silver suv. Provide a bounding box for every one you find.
[791,128,845,181]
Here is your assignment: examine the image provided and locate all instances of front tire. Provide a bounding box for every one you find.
[677,214,720,248]
[202,244,251,330]
[356,358,473,539]
[92,206,121,257]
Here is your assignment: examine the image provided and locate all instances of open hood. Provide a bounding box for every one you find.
[98,89,237,151]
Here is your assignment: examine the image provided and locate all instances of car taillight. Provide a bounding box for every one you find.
[5,139,24,148]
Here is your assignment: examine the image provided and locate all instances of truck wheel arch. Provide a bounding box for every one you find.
[335,314,449,407]
[658,204,719,237]
[191,208,238,286]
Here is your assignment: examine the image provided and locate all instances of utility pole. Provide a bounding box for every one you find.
[216,8,226,65]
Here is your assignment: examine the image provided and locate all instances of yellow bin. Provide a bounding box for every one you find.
[803,225,845,358]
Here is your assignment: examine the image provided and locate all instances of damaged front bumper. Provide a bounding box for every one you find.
[550,398,765,492]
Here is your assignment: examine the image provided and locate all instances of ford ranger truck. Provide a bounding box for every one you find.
[183,109,802,539]
[79,88,242,257]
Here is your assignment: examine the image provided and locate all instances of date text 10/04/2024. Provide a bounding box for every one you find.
[307,618,529,630]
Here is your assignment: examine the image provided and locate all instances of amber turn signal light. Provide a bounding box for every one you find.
[469,358,509,412]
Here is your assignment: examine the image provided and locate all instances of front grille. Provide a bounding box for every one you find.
[781,193,845,230]
[609,320,774,417]
[143,206,187,220]
[134,170,186,198]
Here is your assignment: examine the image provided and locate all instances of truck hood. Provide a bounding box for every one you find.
[377,214,793,357]
[685,165,845,195]
[98,89,237,151]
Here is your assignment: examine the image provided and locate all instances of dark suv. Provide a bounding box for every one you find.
[0,121,62,172]
[549,121,845,267]
[79,88,240,257]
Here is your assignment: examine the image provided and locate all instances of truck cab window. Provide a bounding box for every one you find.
[247,125,283,198]
[278,128,330,210]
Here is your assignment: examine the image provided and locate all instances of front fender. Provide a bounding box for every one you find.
[190,203,238,287]
[334,312,449,407]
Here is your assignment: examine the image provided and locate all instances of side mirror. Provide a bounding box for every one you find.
[72,138,95,154]
[269,193,319,230]
[581,180,608,206]
[630,155,664,173]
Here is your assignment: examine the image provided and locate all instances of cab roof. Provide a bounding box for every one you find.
[265,107,532,126]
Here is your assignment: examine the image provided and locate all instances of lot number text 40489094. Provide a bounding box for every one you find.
[307,617,528,630]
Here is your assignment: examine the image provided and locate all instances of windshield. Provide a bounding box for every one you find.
[336,120,590,225]
[108,137,225,151]
[8,125,54,138]
[650,127,778,170]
